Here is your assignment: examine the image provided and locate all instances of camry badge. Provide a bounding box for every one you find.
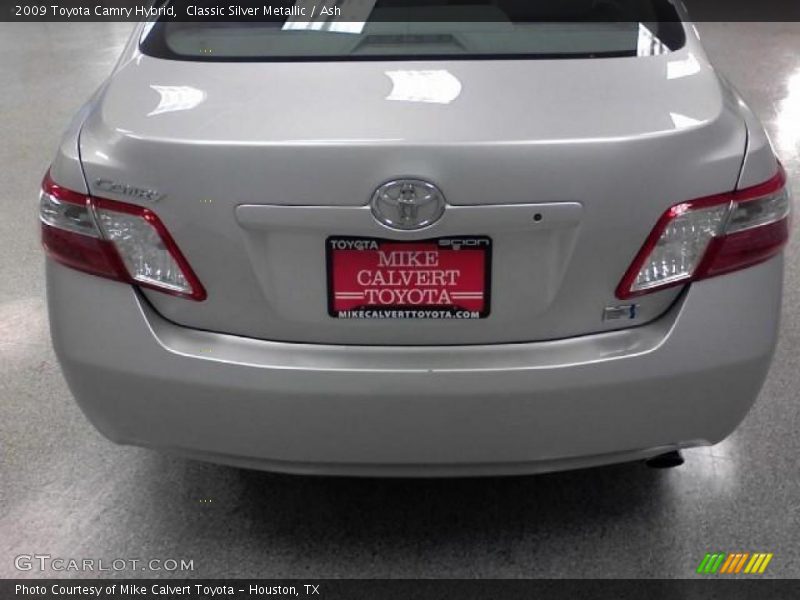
[94,179,165,202]
[370,179,446,230]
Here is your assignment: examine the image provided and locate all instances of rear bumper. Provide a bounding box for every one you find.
[47,257,782,476]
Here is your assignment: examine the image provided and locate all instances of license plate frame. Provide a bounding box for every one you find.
[326,236,492,320]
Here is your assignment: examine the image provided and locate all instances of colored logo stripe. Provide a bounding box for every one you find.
[719,553,748,574]
[697,553,726,574]
[745,553,774,574]
[719,554,737,573]
[697,552,773,574]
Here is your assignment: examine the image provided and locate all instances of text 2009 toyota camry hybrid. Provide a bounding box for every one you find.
[41,1,791,476]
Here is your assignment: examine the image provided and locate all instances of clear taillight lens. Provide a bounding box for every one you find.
[40,172,206,301]
[617,165,791,299]
[40,186,99,237]
[629,203,730,293]
[726,187,791,234]
[94,200,193,295]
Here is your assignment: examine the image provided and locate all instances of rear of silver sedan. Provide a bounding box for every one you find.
[42,6,791,476]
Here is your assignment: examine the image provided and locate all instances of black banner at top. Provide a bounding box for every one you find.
[3,0,800,22]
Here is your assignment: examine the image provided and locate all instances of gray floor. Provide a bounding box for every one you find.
[1,23,799,579]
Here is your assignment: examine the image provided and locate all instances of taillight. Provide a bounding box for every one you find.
[617,165,790,299]
[40,172,206,301]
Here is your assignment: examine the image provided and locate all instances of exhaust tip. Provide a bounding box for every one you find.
[645,450,684,469]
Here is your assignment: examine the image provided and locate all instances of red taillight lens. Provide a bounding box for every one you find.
[40,172,206,301]
[41,225,130,281]
[617,165,791,299]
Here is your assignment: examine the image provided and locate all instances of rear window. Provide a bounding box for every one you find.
[140,1,686,62]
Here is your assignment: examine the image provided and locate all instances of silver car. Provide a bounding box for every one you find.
[42,3,791,476]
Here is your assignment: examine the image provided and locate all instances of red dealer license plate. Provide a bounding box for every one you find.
[327,236,492,319]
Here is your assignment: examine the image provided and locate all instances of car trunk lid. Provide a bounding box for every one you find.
[78,49,746,345]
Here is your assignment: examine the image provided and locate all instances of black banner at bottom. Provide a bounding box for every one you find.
[3,580,800,600]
